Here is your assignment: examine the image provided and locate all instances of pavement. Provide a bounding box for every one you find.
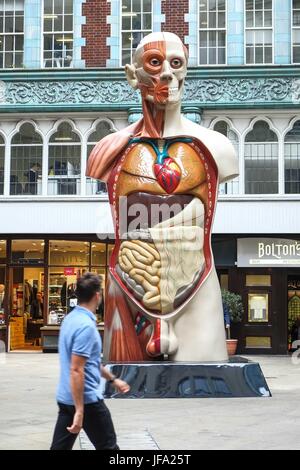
[0,353,299,450]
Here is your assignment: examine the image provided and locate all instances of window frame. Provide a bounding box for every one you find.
[284,119,300,194]
[0,0,24,69]
[244,0,275,66]
[198,0,228,67]
[120,0,153,67]
[42,0,74,69]
[10,122,43,197]
[292,0,300,65]
[0,134,5,195]
[47,121,82,197]
[244,119,279,195]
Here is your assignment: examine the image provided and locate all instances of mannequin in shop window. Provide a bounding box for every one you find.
[30,287,43,320]
[24,280,33,312]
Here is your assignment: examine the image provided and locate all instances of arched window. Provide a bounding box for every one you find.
[86,121,115,195]
[245,121,278,194]
[214,121,239,195]
[48,122,81,196]
[285,120,300,194]
[0,135,4,195]
[10,123,43,196]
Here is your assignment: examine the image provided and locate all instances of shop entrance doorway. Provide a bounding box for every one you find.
[287,275,300,352]
[9,267,44,351]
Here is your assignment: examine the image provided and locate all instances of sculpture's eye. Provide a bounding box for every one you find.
[150,57,161,67]
[171,58,183,69]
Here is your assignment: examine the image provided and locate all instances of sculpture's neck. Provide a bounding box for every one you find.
[141,98,183,139]
[162,102,183,138]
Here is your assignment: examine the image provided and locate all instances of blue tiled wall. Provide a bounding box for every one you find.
[227,0,244,65]
[107,0,120,67]
[23,0,41,68]
[73,0,86,68]
[185,0,198,66]
[274,0,292,65]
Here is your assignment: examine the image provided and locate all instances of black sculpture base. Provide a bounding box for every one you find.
[103,357,271,399]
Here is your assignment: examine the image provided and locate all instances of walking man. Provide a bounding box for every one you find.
[50,273,130,450]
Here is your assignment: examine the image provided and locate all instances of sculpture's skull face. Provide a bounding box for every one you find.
[126,33,188,107]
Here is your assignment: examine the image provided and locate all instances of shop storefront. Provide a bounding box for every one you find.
[215,236,300,355]
[1,234,299,355]
[0,236,113,352]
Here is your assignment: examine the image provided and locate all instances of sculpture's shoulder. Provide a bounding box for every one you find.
[181,118,239,183]
[86,123,137,182]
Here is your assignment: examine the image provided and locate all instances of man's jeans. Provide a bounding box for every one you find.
[50,399,118,450]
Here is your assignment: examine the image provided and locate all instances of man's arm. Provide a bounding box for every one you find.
[101,365,130,394]
[67,354,86,434]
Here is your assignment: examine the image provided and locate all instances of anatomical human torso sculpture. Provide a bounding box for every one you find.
[87,33,239,362]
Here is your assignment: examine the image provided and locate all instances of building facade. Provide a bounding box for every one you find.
[0,0,300,354]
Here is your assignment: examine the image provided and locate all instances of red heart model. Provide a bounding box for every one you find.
[153,157,181,194]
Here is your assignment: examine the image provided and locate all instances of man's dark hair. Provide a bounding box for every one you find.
[75,273,101,303]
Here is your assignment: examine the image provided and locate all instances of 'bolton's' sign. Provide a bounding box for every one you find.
[237,238,300,267]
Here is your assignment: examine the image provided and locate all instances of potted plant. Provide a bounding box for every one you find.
[221,289,244,356]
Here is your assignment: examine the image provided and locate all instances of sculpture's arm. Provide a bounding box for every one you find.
[86,122,141,182]
[214,132,239,184]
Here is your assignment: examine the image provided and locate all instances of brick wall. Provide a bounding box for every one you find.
[161,0,189,44]
[82,0,111,67]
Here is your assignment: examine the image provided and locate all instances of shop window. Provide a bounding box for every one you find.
[91,243,107,266]
[107,244,114,264]
[285,120,300,194]
[199,0,227,65]
[48,122,81,196]
[0,0,24,69]
[86,121,113,195]
[11,239,44,264]
[248,292,269,323]
[245,0,273,65]
[49,240,89,266]
[0,135,4,195]
[246,274,271,286]
[0,239,6,262]
[10,266,44,350]
[246,336,271,348]
[90,267,106,323]
[245,121,278,194]
[220,273,229,290]
[43,0,73,68]
[213,121,239,195]
[293,0,300,64]
[48,266,88,322]
[121,0,152,65]
[0,266,6,325]
[10,123,43,196]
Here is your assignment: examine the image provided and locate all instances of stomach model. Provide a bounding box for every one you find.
[107,136,218,322]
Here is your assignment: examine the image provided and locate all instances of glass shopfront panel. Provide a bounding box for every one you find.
[10,266,44,350]
[90,267,106,323]
[48,266,88,324]
[246,274,271,287]
[248,292,269,323]
[246,336,271,349]
[91,243,106,266]
[0,240,7,262]
[49,240,89,265]
[0,266,6,325]
[11,239,44,264]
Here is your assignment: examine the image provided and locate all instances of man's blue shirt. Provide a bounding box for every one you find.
[56,305,103,405]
